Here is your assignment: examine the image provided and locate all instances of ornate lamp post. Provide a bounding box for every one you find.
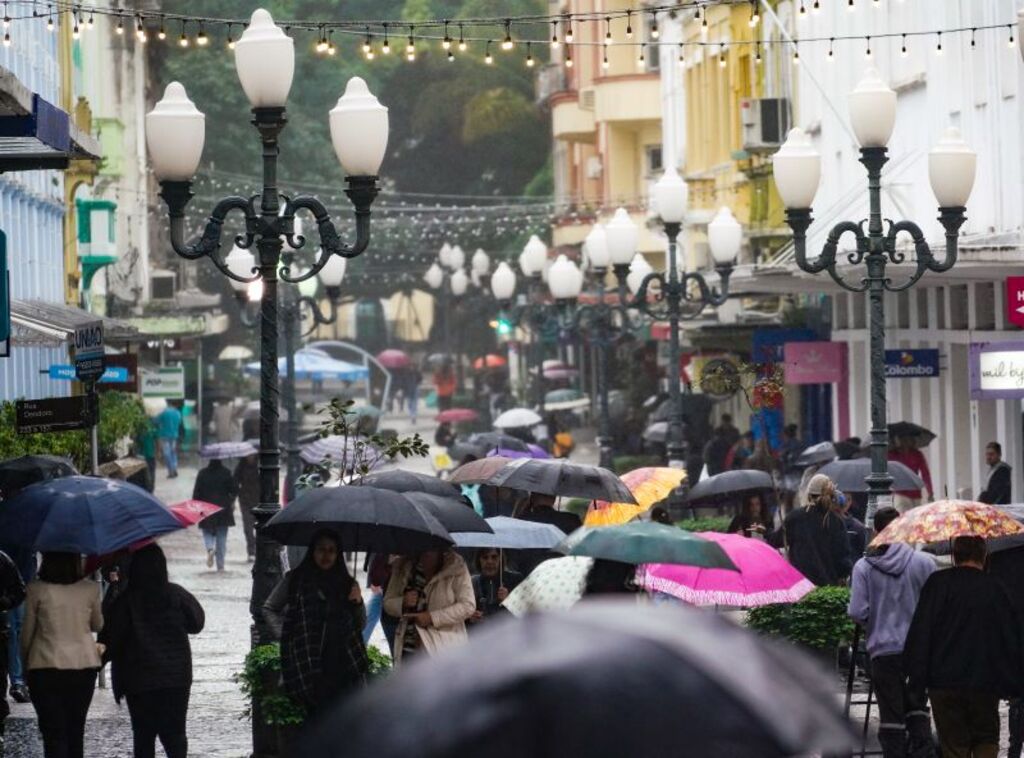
[145,7,388,660]
[622,174,741,468]
[773,67,975,520]
[426,243,470,390]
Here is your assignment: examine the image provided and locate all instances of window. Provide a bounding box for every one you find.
[644,145,663,176]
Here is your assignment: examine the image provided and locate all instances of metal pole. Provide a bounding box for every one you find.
[89,383,99,474]
[664,222,686,468]
[196,349,203,450]
[282,291,300,503]
[593,272,614,469]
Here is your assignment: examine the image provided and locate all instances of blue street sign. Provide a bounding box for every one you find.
[884,349,940,379]
[48,364,128,383]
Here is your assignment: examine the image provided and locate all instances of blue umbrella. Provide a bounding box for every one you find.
[0,476,183,554]
[452,516,565,549]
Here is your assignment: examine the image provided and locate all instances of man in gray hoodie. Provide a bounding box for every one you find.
[848,506,937,757]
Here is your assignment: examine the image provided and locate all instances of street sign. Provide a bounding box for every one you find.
[73,321,104,382]
[884,349,940,379]
[141,366,185,399]
[16,394,95,435]
[1007,277,1024,328]
[48,364,128,383]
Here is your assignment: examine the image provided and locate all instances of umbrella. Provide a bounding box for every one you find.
[794,441,838,467]
[639,532,815,607]
[217,345,253,361]
[199,441,258,460]
[642,421,667,444]
[245,348,370,382]
[451,457,636,504]
[376,349,411,369]
[485,445,550,460]
[545,388,583,404]
[817,459,923,494]
[888,421,936,448]
[300,435,383,468]
[168,499,223,525]
[96,457,149,479]
[685,470,774,505]
[263,486,452,553]
[586,467,686,527]
[351,404,382,419]
[493,408,543,429]
[436,408,479,424]
[545,396,590,411]
[468,432,529,453]
[557,522,737,570]
[300,600,857,758]
[540,360,579,380]
[0,454,78,498]
[473,354,507,370]
[359,470,462,498]
[401,492,492,534]
[452,516,565,550]
[0,476,183,554]
[501,555,593,616]
[871,499,1024,547]
[425,353,450,367]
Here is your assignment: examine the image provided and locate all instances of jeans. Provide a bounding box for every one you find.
[362,589,383,644]
[202,526,228,571]
[407,391,418,422]
[7,603,23,685]
[126,686,190,758]
[144,457,156,492]
[159,438,178,477]
[871,654,932,757]
[929,688,999,758]
[26,667,97,758]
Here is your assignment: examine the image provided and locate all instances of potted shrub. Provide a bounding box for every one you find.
[745,586,855,668]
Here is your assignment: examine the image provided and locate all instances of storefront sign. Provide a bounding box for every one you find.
[752,328,816,364]
[48,364,128,383]
[73,321,104,382]
[97,354,139,394]
[15,394,95,434]
[141,366,185,399]
[884,349,940,379]
[783,341,846,385]
[1006,277,1024,328]
[970,341,1024,399]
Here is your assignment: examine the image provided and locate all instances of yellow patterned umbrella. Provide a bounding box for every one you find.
[871,499,1024,547]
[585,467,686,527]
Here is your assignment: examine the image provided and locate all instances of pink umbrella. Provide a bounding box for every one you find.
[376,349,411,369]
[638,532,815,607]
[436,408,479,424]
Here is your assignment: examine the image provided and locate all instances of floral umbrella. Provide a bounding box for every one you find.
[585,467,686,527]
[871,499,1024,547]
[638,532,815,607]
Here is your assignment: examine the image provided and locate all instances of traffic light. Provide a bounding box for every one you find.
[491,317,513,336]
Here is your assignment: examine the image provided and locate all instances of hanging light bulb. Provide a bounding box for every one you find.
[72,15,80,39]
[326,32,335,56]
[605,17,612,45]
[650,12,659,39]
[565,46,573,67]
[525,41,534,67]
[363,28,372,54]
[677,44,685,66]
[827,37,834,62]
[46,11,54,32]
[749,2,760,27]
[4,4,12,29]
[502,19,513,50]
[458,24,467,51]
[3,30,10,46]
[157,18,166,40]
[602,47,609,69]
[625,10,633,39]
[86,10,94,30]
[114,14,123,34]
[792,45,800,65]
[1009,24,1017,49]
[196,22,208,46]
[935,31,943,56]
[847,0,855,11]
[812,0,821,12]
[864,36,872,59]
[564,15,573,43]
[798,1,807,19]
[550,20,559,49]
[382,24,390,54]
[406,26,416,60]
[755,42,762,65]
[484,40,493,64]
[700,6,708,36]
[638,44,645,69]
[442,20,451,50]
[901,33,908,56]
[718,42,727,68]
[226,25,235,49]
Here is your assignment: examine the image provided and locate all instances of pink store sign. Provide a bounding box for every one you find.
[784,341,847,385]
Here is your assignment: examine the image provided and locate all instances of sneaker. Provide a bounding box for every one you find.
[9,683,29,703]
[206,549,214,568]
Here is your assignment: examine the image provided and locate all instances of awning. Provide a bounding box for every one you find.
[123,313,229,339]
[10,299,138,347]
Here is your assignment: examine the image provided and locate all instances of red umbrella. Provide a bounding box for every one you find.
[377,349,411,369]
[437,408,479,424]
[473,354,507,370]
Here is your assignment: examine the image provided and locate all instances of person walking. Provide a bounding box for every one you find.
[888,435,933,512]
[155,403,183,479]
[978,441,1012,505]
[0,549,25,751]
[702,426,732,476]
[905,536,1024,758]
[406,367,422,425]
[433,363,456,412]
[99,545,204,758]
[3,543,34,706]
[468,549,522,626]
[135,420,157,493]
[727,494,772,538]
[384,549,474,667]
[848,507,936,757]
[263,531,368,713]
[193,459,238,572]
[20,553,103,758]
[724,432,755,470]
[770,474,852,586]
[233,454,259,562]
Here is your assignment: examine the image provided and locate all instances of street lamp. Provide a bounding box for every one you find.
[146,7,387,660]
[774,67,975,520]
[625,171,741,468]
[426,243,475,390]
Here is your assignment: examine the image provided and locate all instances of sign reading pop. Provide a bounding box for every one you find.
[884,349,940,379]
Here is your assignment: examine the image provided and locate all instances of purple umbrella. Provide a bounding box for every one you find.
[486,445,551,460]
[199,441,258,460]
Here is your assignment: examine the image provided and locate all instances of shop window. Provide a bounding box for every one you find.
[949,284,968,330]
[916,288,929,328]
[935,287,946,330]
[896,291,910,329]
[833,293,848,330]
[975,282,995,330]
[852,292,866,329]
[644,145,663,176]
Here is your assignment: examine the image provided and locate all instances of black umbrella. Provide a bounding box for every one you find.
[685,470,774,505]
[888,421,936,448]
[300,600,855,758]
[360,470,462,499]
[468,432,530,454]
[401,492,492,534]
[451,457,636,504]
[0,455,78,498]
[642,422,667,444]
[794,442,837,467]
[817,459,923,494]
[263,486,452,553]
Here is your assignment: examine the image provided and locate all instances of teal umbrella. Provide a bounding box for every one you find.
[350,404,382,418]
[545,388,583,403]
[557,522,738,570]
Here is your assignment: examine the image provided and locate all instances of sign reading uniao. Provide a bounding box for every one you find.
[884,349,940,379]
[73,321,105,382]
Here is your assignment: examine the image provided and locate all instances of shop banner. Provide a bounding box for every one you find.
[970,341,1024,399]
[141,366,185,399]
[783,341,846,385]
[884,349,940,379]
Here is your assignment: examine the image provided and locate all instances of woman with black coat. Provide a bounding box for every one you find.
[99,545,204,758]
[263,530,369,714]
[193,459,238,572]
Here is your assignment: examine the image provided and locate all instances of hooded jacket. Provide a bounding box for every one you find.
[848,544,936,658]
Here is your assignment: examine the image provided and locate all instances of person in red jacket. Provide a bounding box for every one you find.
[887,436,933,512]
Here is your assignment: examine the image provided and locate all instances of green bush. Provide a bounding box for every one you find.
[611,455,663,475]
[367,644,392,677]
[745,586,855,651]
[675,516,733,533]
[235,644,306,727]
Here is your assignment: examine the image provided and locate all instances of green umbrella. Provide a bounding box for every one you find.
[545,388,583,403]
[350,404,382,418]
[557,522,739,570]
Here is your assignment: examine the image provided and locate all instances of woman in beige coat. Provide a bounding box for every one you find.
[383,549,475,666]
[21,552,102,758]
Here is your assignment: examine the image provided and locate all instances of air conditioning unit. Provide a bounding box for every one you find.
[585,156,603,180]
[741,98,790,152]
[150,270,176,301]
[578,88,595,110]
